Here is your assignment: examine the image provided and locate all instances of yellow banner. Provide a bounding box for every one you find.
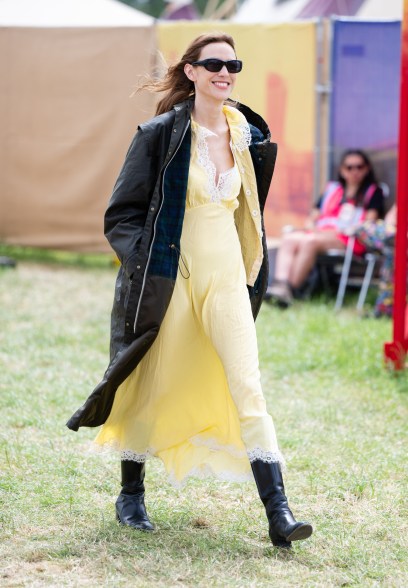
[157,21,317,236]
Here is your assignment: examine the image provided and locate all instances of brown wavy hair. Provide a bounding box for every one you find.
[141,32,236,116]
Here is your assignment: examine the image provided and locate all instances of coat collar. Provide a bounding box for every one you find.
[172,98,271,143]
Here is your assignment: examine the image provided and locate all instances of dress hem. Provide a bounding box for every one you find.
[90,439,286,486]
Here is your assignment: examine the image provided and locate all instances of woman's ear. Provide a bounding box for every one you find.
[184,63,196,82]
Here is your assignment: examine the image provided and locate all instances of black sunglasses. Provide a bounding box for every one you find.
[191,58,243,73]
[344,163,366,171]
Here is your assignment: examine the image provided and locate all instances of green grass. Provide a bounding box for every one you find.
[0,243,114,269]
[0,260,407,587]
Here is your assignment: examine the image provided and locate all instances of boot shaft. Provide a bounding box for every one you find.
[120,460,146,494]
[250,460,286,507]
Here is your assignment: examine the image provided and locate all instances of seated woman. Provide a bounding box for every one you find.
[267,149,385,307]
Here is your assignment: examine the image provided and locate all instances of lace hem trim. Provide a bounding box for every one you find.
[92,442,285,475]
[91,442,254,488]
[90,440,155,462]
[247,447,286,469]
[120,449,150,462]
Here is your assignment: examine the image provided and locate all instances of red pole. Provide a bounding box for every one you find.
[384,0,408,370]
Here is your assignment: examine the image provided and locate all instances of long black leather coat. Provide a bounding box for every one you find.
[67,99,277,431]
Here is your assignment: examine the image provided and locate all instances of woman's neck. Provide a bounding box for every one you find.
[344,183,359,198]
[192,96,227,134]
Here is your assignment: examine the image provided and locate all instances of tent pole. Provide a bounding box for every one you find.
[313,18,323,205]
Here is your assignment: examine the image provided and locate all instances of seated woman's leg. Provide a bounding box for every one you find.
[274,232,308,282]
[267,232,310,306]
[289,231,344,289]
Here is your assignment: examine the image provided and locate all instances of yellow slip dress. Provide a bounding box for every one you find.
[95,105,283,486]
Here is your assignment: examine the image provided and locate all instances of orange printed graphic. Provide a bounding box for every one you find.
[264,73,314,237]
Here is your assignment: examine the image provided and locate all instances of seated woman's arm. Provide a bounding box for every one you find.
[365,186,385,222]
[304,208,320,230]
[385,203,397,226]
[303,196,322,230]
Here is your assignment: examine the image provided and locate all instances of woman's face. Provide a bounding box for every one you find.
[184,42,238,104]
[340,154,368,184]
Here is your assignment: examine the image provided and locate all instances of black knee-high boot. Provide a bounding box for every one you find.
[251,461,312,548]
[115,461,155,531]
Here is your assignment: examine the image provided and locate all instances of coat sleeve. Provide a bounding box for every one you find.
[104,128,157,279]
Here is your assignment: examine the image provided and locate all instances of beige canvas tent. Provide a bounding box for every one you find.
[0,0,155,252]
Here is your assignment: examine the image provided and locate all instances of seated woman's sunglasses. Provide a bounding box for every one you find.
[191,59,243,73]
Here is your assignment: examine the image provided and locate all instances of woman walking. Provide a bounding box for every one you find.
[67,33,312,549]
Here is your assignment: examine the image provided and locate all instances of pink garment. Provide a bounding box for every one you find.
[316,182,377,255]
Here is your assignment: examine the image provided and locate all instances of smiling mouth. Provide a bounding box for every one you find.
[212,81,230,88]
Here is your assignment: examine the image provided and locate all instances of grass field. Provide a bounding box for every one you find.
[0,259,407,587]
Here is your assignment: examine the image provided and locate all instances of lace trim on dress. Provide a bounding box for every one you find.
[193,110,251,203]
[190,437,285,468]
[230,120,252,153]
[120,449,150,462]
[91,442,253,487]
[217,167,239,203]
[119,446,285,470]
[90,440,154,462]
[247,447,286,469]
[195,125,236,204]
[92,441,285,468]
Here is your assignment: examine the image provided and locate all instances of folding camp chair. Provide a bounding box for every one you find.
[322,237,382,311]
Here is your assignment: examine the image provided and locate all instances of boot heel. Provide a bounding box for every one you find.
[269,530,292,549]
[285,522,313,542]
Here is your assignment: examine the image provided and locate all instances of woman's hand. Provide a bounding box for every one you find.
[365,209,379,223]
[304,208,320,230]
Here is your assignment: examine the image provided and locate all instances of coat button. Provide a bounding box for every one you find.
[252,210,258,217]
[173,129,177,133]
[136,265,141,269]
[126,322,130,327]
[150,206,155,211]
[246,189,251,196]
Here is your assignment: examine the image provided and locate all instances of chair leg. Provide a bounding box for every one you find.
[335,237,355,311]
[357,254,377,311]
